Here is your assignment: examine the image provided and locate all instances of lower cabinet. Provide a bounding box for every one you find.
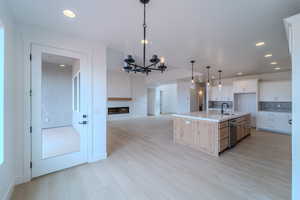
[173,118,219,156]
[193,120,218,155]
[173,115,251,156]
[173,118,194,145]
[257,112,292,134]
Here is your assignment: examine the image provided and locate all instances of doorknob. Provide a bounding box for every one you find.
[79,121,88,125]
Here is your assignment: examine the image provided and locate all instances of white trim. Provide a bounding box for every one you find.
[14,176,24,185]
[72,71,80,112]
[0,21,4,167]
[89,152,107,163]
[1,180,14,200]
[30,44,91,177]
[18,26,108,184]
[21,37,96,183]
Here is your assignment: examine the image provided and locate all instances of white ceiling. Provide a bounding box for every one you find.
[8,0,300,78]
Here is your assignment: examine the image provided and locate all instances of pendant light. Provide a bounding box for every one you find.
[191,60,195,84]
[190,60,196,89]
[206,66,211,87]
[123,0,167,75]
[218,70,222,90]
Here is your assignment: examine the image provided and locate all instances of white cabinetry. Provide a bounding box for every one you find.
[257,111,292,134]
[208,85,233,101]
[259,81,291,102]
[233,79,258,94]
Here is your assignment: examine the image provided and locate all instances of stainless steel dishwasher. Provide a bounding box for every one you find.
[229,119,238,148]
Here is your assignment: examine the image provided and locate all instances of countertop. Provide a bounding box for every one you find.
[172,111,250,122]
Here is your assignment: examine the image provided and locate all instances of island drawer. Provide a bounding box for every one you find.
[219,137,229,152]
[219,127,229,140]
[236,115,250,123]
[219,121,229,129]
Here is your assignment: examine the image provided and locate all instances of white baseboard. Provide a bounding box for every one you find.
[14,176,25,185]
[89,152,107,163]
[108,115,148,121]
[257,128,291,135]
[2,181,14,200]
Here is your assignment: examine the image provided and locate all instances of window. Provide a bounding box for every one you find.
[0,25,4,165]
[72,72,80,112]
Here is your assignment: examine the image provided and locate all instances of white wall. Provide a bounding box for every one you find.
[107,71,132,120]
[291,20,300,200]
[0,0,18,199]
[285,13,300,200]
[147,88,155,115]
[107,71,148,119]
[14,24,107,184]
[131,74,147,117]
[107,71,131,98]
[72,59,80,76]
[177,80,191,114]
[147,88,161,116]
[157,83,178,114]
[42,63,72,128]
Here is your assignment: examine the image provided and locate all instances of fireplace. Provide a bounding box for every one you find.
[108,107,130,115]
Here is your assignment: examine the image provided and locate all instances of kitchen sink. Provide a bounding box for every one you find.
[223,113,236,116]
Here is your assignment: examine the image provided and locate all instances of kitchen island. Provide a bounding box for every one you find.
[173,111,251,156]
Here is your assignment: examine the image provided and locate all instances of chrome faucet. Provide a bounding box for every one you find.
[221,103,229,115]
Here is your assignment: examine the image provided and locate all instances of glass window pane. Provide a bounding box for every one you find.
[73,76,77,111]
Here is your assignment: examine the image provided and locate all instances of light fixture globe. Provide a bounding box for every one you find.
[218,70,223,90]
[140,0,150,4]
[150,55,160,63]
[123,0,167,75]
[206,66,211,87]
[158,63,167,72]
[124,55,135,64]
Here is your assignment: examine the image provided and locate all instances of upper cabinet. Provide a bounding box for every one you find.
[208,85,233,101]
[233,79,258,94]
[259,81,291,102]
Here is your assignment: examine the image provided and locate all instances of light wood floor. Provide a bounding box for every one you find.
[12,116,291,200]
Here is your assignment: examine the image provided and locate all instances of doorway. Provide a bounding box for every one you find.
[31,44,90,178]
[160,90,163,114]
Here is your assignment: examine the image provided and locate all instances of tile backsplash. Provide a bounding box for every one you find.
[209,101,233,109]
[259,102,292,113]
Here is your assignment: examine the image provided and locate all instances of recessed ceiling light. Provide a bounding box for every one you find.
[274,67,281,70]
[264,54,272,58]
[270,62,278,65]
[237,72,243,76]
[59,64,66,67]
[63,10,76,18]
[255,42,265,47]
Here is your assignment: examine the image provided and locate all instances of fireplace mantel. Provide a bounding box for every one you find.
[108,97,133,101]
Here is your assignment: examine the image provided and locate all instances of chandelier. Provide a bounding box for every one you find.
[123,0,167,75]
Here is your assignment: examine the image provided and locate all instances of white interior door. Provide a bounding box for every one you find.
[31,44,90,178]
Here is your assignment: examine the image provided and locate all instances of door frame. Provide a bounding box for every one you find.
[30,44,90,177]
[22,41,93,182]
